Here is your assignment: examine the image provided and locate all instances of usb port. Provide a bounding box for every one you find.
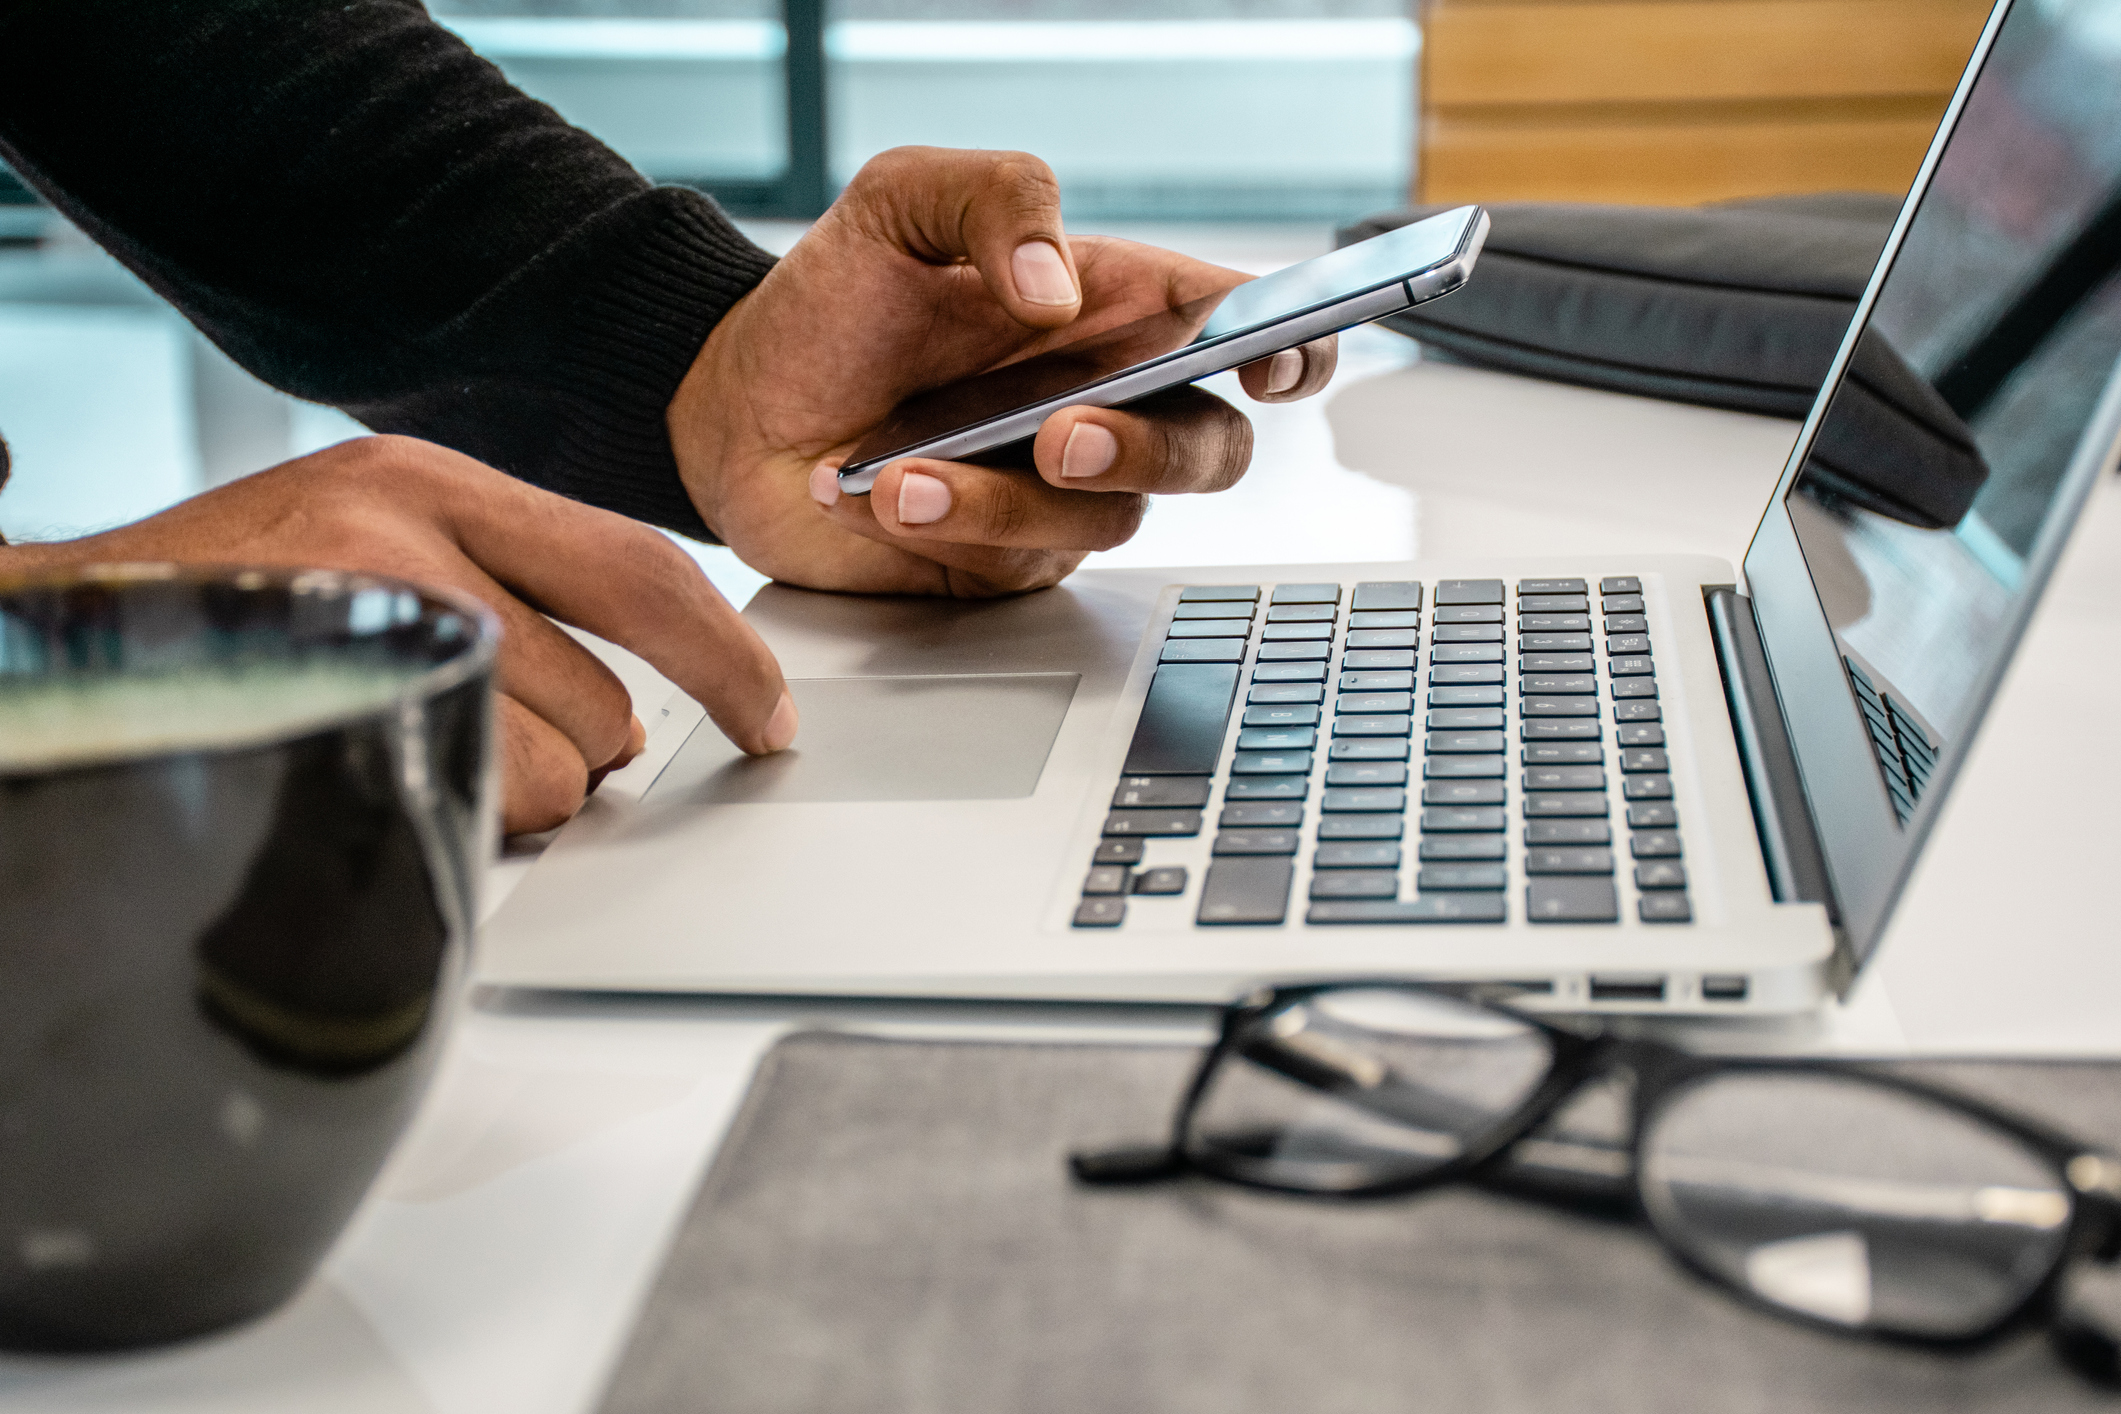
[1589,975,1666,1003]
[1701,975,1749,1002]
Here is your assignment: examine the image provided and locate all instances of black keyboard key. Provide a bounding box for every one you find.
[1166,619,1250,639]
[1333,714,1413,738]
[1123,663,1239,775]
[1424,756,1504,779]
[1346,629,1419,650]
[1603,614,1648,634]
[1237,726,1316,750]
[1421,780,1506,806]
[1429,665,1504,685]
[1083,864,1131,895]
[1243,704,1319,728]
[1255,662,1328,683]
[1262,622,1333,642]
[1619,748,1668,773]
[1348,610,1421,630]
[1353,580,1423,611]
[1327,761,1408,786]
[1521,697,1598,717]
[1521,720,1600,741]
[1338,691,1413,714]
[1340,670,1415,691]
[1435,578,1504,605]
[1419,836,1505,860]
[1173,600,1254,620]
[1527,877,1619,923]
[1318,815,1405,840]
[1421,806,1506,832]
[1627,802,1679,828]
[1521,674,1596,695]
[1213,829,1300,855]
[1249,682,1324,705]
[1622,775,1674,800]
[1182,584,1259,603]
[1322,786,1407,812]
[1525,847,1614,875]
[1599,576,1641,595]
[1603,594,1646,614]
[1432,605,1504,624]
[1524,793,1609,817]
[1316,842,1401,868]
[1419,863,1508,890]
[1258,641,1331,662]
[1518,578,1587,595]
[1272,583,1340,605]
[1518,614,1591,632]
[1134,866,1188,895]
[1161,639,1244,664]
[1343,649,1417,670]
[1197,857,1294,924]
[1426,730,1505,754]
[1608,656,1656,678]
[1112,776,1212,808]
[1605,634,1652,655]
[1224,775,1309,800]
[1431,644,1504,663]
[1524,765,1605,790]
[1310,871,1400,900]
[1307,896,1507,924]
[1613,701,1662,722]
[1104,809,1203,836]
[1330,739,1410,761]
[1266,603,1337,623]
[1630,831,1683,858]
[1523,742,1602,764]
[1526,819,1611,844]
[1519,594,1589,613]
[1094,838,1146,865]
[1520,633,1592,652]
[1639,893,1692,923]
[1616,723,1666,746]
[1427,708,1505,730]
[1233,750,1313,775]
[1073,897,1126,927]
[1220,802,1303,828]
[1521,653,1594,673]
[1429,685,1504,707]
[1432,624,1504,643]
[1634,861,1688,890]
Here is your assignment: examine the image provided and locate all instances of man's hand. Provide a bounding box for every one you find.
[2,437,794,834]
[668,146,1336,597]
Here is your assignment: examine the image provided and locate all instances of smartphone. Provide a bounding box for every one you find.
[836,205,1490,493]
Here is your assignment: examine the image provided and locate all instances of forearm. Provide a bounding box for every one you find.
[0,0,773,535]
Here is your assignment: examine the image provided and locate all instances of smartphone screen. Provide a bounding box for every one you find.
[839,206,1483,488]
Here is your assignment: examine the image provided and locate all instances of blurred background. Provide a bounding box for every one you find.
[0,0,1990,569]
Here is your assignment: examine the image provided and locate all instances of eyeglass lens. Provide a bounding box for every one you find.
[1184,988,1555,1190]
[1639,1071,2075,1339]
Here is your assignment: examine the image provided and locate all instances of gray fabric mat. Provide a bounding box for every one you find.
[598,1033,2121,1414]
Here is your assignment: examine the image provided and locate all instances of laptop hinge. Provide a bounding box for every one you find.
[1704,587,1837,919]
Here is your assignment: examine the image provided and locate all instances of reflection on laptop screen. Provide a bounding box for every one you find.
[1784,0,2121,824]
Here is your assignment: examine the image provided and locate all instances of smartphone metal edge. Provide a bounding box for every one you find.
[837,208,1490,494]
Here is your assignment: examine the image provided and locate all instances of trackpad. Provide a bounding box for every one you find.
[647,673,1080,805]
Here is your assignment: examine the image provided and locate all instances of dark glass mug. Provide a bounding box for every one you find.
[0,565,497,1351]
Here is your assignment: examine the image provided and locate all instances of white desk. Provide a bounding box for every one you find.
[6,333,2117,1414]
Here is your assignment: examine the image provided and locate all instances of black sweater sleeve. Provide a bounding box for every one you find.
[0,0,775,539]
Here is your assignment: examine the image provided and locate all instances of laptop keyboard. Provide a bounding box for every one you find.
[1074,576,1693,929]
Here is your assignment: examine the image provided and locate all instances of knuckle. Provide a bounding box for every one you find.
[986,152,1060,216]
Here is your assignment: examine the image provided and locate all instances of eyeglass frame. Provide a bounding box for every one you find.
[1072,979,2121,1376]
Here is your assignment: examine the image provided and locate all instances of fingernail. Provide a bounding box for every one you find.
[1060,422,1119,479]
[763,690,798,752]
[1012,240,1077,307]
[1265,348,1303,395]
[808,460,841,507]
[896,470,952,525]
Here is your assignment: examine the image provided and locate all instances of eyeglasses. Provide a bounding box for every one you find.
[1070,981,2121,1385]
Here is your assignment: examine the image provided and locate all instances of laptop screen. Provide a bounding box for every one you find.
[1762,0,2121,946]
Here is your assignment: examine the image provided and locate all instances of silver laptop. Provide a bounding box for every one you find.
[482,0,2121,1013]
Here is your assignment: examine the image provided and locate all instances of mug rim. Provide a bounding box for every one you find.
[0,561,502,775]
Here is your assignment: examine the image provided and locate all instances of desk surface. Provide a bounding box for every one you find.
[6,324,2117,1414]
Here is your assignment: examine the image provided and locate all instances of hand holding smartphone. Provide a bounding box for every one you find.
[835,205,1489,494]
